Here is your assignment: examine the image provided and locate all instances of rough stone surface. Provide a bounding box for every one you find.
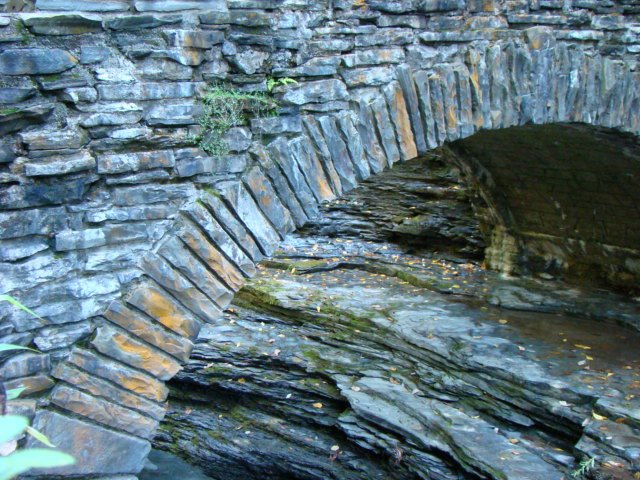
[28,410,150,475]
[0,49,77,75]
[0,0,639,477]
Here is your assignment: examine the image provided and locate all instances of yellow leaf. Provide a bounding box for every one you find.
[592,412,607,421]
[312,402,323,409]
[237,378,246,384]
[499,319,508,324]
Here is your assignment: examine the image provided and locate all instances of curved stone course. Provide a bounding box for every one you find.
[0,0,638,475]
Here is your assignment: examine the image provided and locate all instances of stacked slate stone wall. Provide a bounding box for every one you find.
[0,0,639,476]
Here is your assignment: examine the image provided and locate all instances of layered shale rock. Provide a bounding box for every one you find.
[155,157,640,480]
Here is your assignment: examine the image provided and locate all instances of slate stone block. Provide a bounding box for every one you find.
[341,66,396,88]
[140,252,223,323]
[197,191,263,263]
[250,144,309,228]
[52,363,166,421]
[288,136,337,203]
[97,82,204,101]
[34,321,93,351]
[0,49,77,75]
[97,150,175,174]
[383,81,419,161]
[0,206,67,239]
[243,165,296,237]
[177,221,245,292]
[25,151,96,177]
[104,301,194,362]
[335,112,371,181]
[92,324,182,381]
[317,115,358,191]
[397,66,428,155]
[134,0,227,12]
[24,14,103,35]
[266,137,320,220]
[302,116,344,196]
[0,352,50,381]
[182,202,256,277]
[127,280,203,340]
[0,87,37,104]
[4,374,54,397]
[35,0,130,11]
[251,116,302,135]
[282,79,348,106]
[105,14,181,30]
[67,348,169,402]
[28,410,150,475]
[159,236,234,309]
[215,181,281,256]
[163,30,225,48]
[51,384,159,439]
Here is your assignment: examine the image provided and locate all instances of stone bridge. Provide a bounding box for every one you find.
[0,0,639,476]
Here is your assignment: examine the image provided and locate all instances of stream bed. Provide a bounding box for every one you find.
[147,154,640,480]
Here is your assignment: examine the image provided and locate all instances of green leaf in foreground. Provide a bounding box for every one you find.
[6,387,26,401]
[0,415,28,444]
[25,426,56,448]
[0,448,75,480]
[0,344,38,353]
[0,295,43,320]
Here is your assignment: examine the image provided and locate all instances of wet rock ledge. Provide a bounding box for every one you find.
[153,156,640,480]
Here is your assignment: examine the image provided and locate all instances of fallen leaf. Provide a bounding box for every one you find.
[330,445,340,452]
[592,412,607,421]
[499,319,508,324]
[508,438,520,444]
[313,402,324,409]
[574,344,592,350]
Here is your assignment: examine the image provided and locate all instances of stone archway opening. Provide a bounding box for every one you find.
[445,123,640,293]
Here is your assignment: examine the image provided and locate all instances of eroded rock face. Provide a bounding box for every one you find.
[154,156,640,480]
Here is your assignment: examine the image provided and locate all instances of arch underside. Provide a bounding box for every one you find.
[0,5,639,476]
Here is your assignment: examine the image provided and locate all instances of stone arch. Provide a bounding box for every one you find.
[0,1,639,476]
[447,123,640,288]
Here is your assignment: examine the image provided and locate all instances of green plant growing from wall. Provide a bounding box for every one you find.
[0,296,76,479]
[196,84,278,157]
[266,77,298,93]
[571,457,596,478]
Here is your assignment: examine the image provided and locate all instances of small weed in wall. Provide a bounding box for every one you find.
[195,84,278,158]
